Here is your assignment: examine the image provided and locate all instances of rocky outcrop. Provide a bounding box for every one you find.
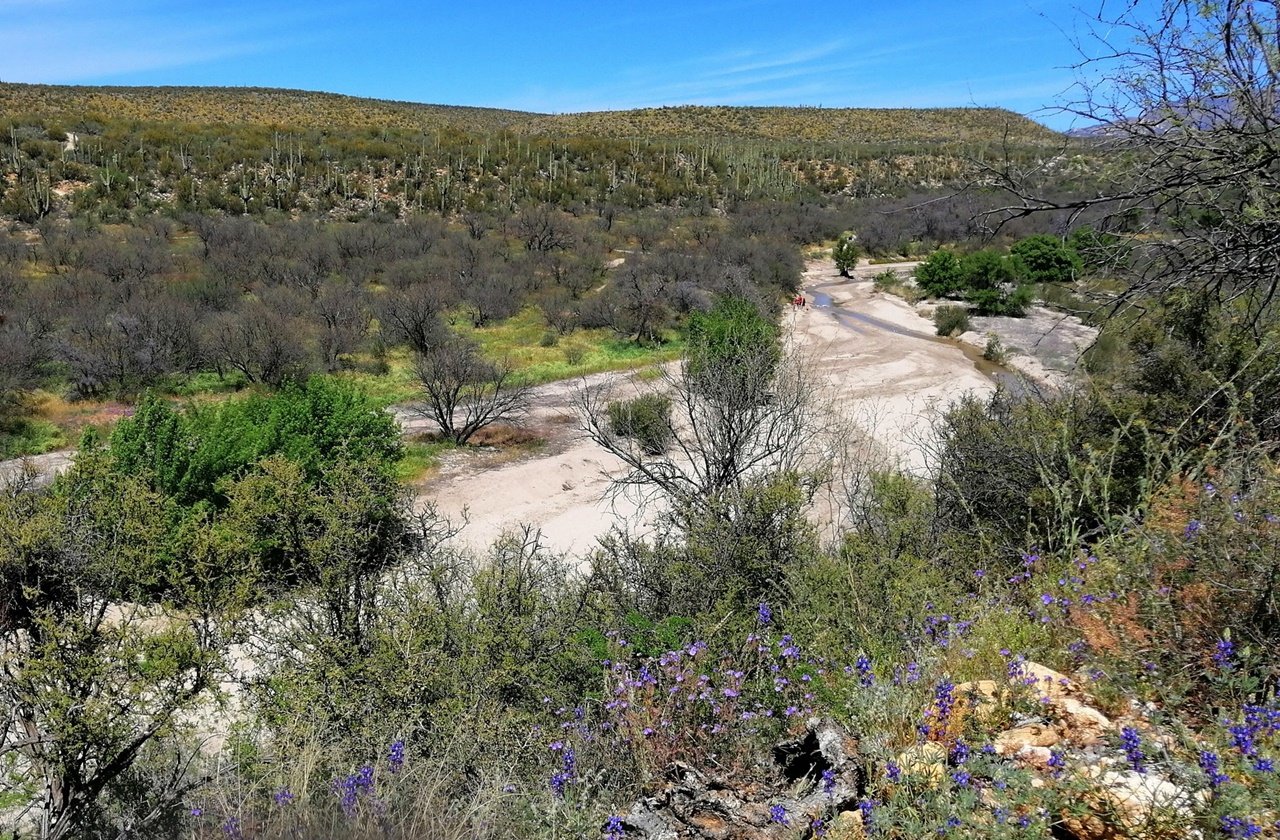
[619,719,861,839]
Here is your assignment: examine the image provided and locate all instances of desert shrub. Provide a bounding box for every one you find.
[915,249,965,298]
[608,393,672,455]
[872,268,901,292]
[982,332,1006,362]
[1010,233,1081,285]
[933,305,971,337]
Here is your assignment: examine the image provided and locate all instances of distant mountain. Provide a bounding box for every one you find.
[0,82,1060,145]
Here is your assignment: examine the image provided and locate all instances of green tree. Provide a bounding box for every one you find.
[832,231,860,277]
[1010,234,1082,285]
[0,466,223,839]
[914,249,964,298]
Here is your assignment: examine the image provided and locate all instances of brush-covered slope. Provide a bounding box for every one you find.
[0,83,1059,145]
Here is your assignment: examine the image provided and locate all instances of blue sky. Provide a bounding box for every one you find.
[0,1,1098,129]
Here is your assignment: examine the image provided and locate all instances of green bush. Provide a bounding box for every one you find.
[608,393,673,454]
[914,249,964,297]
[1010,233,1082,285]
[933,305,971,337]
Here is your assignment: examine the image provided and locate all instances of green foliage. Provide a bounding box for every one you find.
[107,379,401,508]
[933,305,971,336]
[919,249,1034,315]
[915,249,965,297]
[1009,234,1082,285]
[959,249,1016,292]
[607,393,673,455]
[832,231,860,276]
[595,474,818,620]
[684,296,780,402]
[982,332,1007,362]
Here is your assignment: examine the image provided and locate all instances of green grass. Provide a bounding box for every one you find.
[455,308,683,385]
[161,370,251,398]
[396,439,455,483]
[0,415,68,459]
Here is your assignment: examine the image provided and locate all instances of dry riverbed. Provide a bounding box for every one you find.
[0,258,1092,558]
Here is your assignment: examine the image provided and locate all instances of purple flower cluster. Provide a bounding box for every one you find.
[1120,726,1145,774]
[1213,637,1236,670]
[332,765,375,817]
[855,654,874,687]
[603,814,625,840]
[1219,815,1262,838]
[388,739,405,774]
[1199,751,1229,788]
[549,744,576,799]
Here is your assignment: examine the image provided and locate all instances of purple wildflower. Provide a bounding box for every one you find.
[273,787,296,806]
[855,654,874,687]
[1200,751,1229,788]
[757,602,773,625]
[1120,726,1145,774]
[1213,637,1235,670]
[1220,816,1262,838]
[822,768,836,798]
[885,761,901,782]
[769,804,789,826]
[604,814,625,840]
[388,739,406,774]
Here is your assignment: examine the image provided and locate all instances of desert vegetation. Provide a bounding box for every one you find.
[3,1,1280,837]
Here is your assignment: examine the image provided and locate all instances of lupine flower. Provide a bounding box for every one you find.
[822,768,836,798]
[951,769,972,787]
[1185,519,1202,539]
[1219,815,1262,838]
[1252,758,1274,773]
[1047,749,1066,778]
[811,817,827,837]
[757,602,773,625]
[189,806,204,817]
[388,739,405,774]
[950,740,970,765]
[604,814,625,840]
[885,761,901,782]
[1214,637,1236,670]
[858,798,876,827]
[769,804,789,825]
[1120,726,1145,773]
[855,654,874,687]
[222,818,244,840]
[1199,751,1229,788]
[273,787,295,806]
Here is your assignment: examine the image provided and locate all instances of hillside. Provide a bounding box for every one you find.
[0,82,536,135]
[520,105,1059,145]
[0,82,1059,146]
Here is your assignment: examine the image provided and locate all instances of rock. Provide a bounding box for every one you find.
[951,679,1006,724]
[1057,766,1203,840]
[995,723,1060,756]
[1016,661,1079,700]
[827,809,867,840]
[625,801,679,839]
[774,718,857,783]
[686,809,731,838]
[1056,697,1114,746]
